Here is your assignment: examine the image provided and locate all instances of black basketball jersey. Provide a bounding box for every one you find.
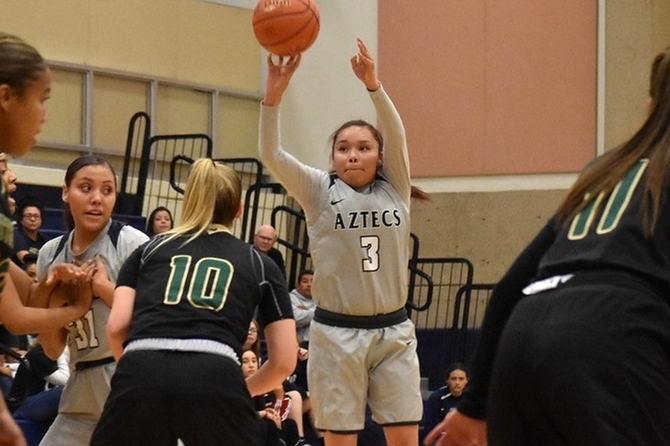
[537,159,670,292]
[117,228,293,354]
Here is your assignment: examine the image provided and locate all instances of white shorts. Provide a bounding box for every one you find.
[307,319,423,432]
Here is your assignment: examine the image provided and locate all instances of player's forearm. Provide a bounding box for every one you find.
[92,277,115,308]
[108,325,128,362]
[39,328,68,361]
[246,319,297,396]
[7,263,34,306]
[0,277,83,335]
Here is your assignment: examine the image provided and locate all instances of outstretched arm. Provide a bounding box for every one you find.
[258,52,326,217]
[353,37,411,199]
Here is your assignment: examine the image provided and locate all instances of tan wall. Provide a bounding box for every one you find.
[379,0,597,178]
[399,1,670,283]
[410,189,567,283]
[604,0,670,148]
[1,0,260,89]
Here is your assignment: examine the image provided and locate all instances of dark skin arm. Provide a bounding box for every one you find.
[2,261,94,335]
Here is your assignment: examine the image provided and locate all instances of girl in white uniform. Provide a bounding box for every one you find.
[259,38,424,446]
[37,156,148,446]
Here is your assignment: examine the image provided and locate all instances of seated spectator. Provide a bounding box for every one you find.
[13,197,49,265]
[10,344,69,446]
[0,152,17,215]
[419,363,469,445]
[0,323,28,375]
[145,206,173,237]
[290,270,315,346]
[20,253,38,283]
[244,319,263,361]
[241,349,300,446]
[0,353,13,401]
[253,224,286,277]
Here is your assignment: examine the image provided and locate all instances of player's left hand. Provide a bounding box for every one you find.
[351,37,379,91]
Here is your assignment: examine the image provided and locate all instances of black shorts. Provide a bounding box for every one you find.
[90,350,261,446]
[488,273,670,446]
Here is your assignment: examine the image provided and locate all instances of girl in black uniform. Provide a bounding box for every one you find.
[427,47,670,446]
[90,159,297,446]
[0,33,93,446]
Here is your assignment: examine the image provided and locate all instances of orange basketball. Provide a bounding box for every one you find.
[252,0,320,56]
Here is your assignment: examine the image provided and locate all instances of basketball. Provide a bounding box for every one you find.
[252,0,320,56]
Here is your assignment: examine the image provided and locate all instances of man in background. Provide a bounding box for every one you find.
[253,224,286,278]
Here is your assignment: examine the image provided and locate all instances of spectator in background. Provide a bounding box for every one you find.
[290,270,315,346]
[419,363,469,445]
[243,319,263,361]
[20,254,38,283]
[0,152,17,215]
[0,353,14,402]
[254,224,286,277]
[13,197,48,265]
[242,348,300,446]
[145,206,173,237]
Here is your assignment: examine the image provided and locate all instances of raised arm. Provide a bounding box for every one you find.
[350,37,379,91]
[258,53,326,216]
[352,38,411,200]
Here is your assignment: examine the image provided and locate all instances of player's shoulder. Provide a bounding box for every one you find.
[176,231,250,260]
[118,223,150,243]
[40,233,67,255]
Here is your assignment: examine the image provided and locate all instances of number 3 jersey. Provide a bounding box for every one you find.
[537,158,670,291]
[118,228,293,354]
[259,86,412,316]
[36,220,149,365]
